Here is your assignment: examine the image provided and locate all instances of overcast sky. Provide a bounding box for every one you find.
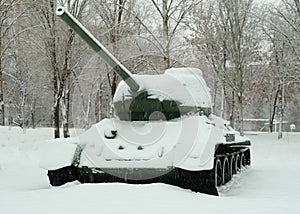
[254,0,281,4]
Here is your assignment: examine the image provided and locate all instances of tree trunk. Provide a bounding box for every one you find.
[269,85,280,133]
[0,34,4,126]
[237,92,244,135]
[31,101,35,129]
[48,0,60,138]
[61,27,75,138]
[109,72,117,97]
[212,74,219,114]
[20,81,26,128]
[278,82,283,139]
[162,0,170,69]
[95,81,102,123]
[230,90,235,128]
[237,64,244,135]
[54,99,60,138]
[62,89,70,138]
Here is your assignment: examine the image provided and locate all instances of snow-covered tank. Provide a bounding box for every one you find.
[42,7,251,196]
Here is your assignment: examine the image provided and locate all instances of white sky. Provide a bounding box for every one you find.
[254,0,281,4]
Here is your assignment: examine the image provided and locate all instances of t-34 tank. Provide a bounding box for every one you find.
[42,6,251,196]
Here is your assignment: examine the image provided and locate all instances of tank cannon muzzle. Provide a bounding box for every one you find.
[56,6,139,92]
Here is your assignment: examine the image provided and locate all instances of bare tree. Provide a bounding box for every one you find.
[0,0,22,126]
[0,0,53,128]
[150,0,195,69]
[186,2,229,115]
[35,0,88,138]
[260,0,300,137]
[59,0,89,137]
[91,0,140,99]
[218,0,256,134]
[187,0,257,134]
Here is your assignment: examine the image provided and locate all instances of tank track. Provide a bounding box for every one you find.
[214,143,251,187]
[48,166,218,195]
[48,144,250,196]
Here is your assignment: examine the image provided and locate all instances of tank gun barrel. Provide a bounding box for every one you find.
[56,6,139,92]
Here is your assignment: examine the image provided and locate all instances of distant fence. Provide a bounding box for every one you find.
[243,119,298,132]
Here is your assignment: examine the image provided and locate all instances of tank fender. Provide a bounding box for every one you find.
[39,139,78,170]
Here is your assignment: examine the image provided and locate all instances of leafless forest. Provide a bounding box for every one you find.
[0,0,299,138]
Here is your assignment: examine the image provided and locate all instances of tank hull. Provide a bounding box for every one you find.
[44,115,251,195]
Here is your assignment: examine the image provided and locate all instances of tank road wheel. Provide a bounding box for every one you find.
[222,157,231,184]
[235,154,241,173]
[214,158,223,187]
[240,152,246,168]
[230,155,237,175]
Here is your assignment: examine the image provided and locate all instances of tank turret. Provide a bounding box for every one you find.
[56,6,212,121]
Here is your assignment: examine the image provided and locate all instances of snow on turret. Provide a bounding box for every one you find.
[114,67,212,109]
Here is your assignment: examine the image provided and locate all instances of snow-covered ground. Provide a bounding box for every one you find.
[0,126,299,214]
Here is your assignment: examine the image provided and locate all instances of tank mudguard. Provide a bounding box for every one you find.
[39,139,78,170]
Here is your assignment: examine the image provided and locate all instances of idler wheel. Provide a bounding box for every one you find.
[214,158,223,187]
